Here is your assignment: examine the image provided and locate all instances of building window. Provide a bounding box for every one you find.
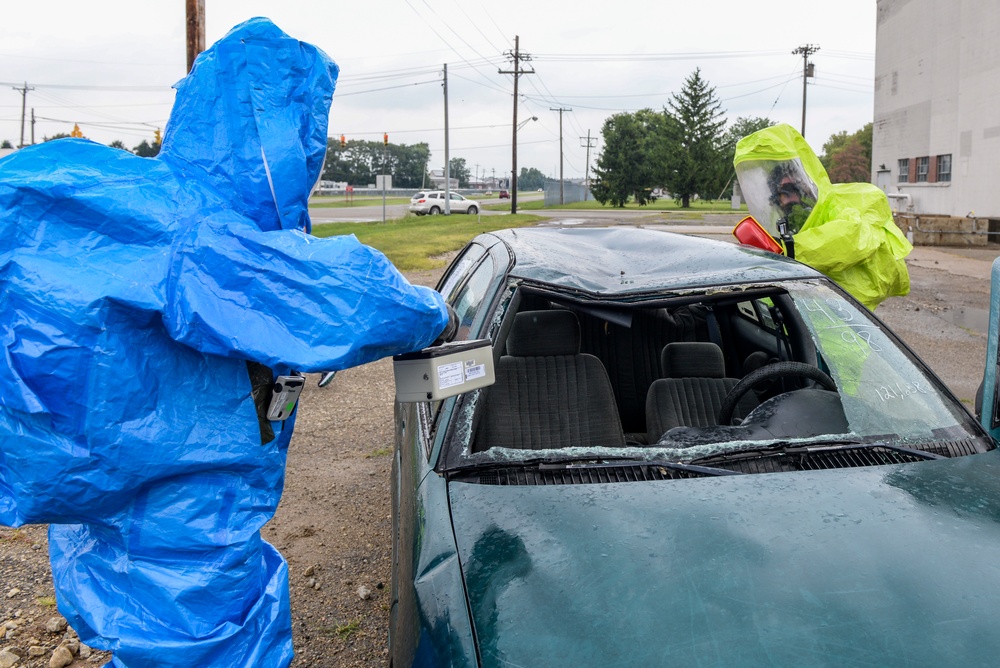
[936,154,952,182]
[898,158,909,183]
[916,156,929,182]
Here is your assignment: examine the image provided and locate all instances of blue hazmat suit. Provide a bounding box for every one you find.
[0,18,448,667]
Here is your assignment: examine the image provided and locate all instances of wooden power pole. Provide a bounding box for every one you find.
[186,0,206,73]
[792,44,819,138]
[499,36,534,214]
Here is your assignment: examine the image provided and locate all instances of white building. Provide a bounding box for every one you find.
[872,0,1000,219]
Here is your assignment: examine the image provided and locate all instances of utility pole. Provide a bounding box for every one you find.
[30,108,36,145]
[186,0,206,73]
[550,107,571,204]
[499,35,534,214]
[792,44,819,138]
[443,63,451,214]
[580,130,597,201]
[13,82,33,148]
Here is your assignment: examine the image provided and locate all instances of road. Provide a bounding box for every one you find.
[308,192,547,223]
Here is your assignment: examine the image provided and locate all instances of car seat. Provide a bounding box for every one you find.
[474,310,625,451]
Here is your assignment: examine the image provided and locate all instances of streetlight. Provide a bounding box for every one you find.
[511,116,537,214]
[517,115,538,131]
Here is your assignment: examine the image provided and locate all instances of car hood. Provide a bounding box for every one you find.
[448,452,1000,667]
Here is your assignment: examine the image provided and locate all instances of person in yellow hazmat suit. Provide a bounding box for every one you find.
[734,123,911,311]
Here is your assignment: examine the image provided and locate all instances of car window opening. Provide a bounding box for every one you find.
[443,280,991,475]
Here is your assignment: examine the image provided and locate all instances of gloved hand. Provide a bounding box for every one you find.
[432,304,459,345]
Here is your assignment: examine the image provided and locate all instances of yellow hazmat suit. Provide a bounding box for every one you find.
[734,124,911,310]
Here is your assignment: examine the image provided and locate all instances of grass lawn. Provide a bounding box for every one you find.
[310,213,543,270]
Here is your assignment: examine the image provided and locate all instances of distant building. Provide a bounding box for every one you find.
[872,0,1000,220]
[428,169,459,189]
[0,147,17,161]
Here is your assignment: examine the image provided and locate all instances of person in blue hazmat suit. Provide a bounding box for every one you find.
[0,18,455,668]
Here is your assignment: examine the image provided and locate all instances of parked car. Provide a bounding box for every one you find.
[498,189,510,199]
[390,226,1000,667]
[408,190,479,216]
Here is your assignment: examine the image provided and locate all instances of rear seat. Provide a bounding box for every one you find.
[577,307,708,439]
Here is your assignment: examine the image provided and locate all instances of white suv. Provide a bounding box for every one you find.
[409,191,480,216]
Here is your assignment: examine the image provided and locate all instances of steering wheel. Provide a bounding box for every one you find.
[718,362,837,426]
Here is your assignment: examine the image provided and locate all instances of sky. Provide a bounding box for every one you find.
[0,1,877,184]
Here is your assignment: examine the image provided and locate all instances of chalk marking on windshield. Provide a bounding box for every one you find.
[875,380,929,402]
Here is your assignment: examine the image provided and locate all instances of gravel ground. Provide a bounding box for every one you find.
[0,254,994,668]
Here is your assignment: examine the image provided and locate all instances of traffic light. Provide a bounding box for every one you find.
[70,124,83,138]
[154,128,162,144]
[383,133,388,146]
[340,134,346,149]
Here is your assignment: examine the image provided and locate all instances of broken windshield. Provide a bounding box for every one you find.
[442,279,985,469]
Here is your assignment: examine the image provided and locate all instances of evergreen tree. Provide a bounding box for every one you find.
[662,68,726,207]
[132,140,160,157]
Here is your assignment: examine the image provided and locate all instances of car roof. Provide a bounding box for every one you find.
[482,227,821,295]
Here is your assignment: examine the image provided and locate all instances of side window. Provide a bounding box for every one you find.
[451,255,496,340]
[437,243,486,300]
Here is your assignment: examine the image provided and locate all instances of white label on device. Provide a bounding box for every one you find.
[437,361,464,389]
[464,361,486,381]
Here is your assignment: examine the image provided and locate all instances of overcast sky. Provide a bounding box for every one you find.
[0,1,876,183]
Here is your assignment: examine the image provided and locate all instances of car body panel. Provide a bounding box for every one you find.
[391,402,478,667]
[450,452,1000,666]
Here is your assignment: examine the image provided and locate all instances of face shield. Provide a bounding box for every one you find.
[735,158,819,235]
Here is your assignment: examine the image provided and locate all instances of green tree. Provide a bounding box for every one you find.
[662,68,727,207]
[820,122,872,178]
[449,157,471,187]
[43,133,72,142]
[517,167,548,191]
[322,138,430,188]
[827,138,871,183]
[393,143,431,188]
[591,109,666,207]
[132,140,160,157]
[1,140,12,148]
[108,140,128,150]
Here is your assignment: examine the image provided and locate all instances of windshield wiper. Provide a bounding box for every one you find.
[539,458,742,477]
[784,442,944,460]
[690,439,944,466]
